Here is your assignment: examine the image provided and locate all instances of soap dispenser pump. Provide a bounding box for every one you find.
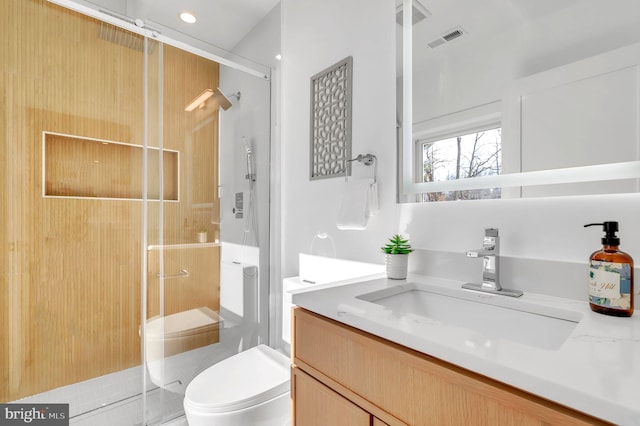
[584,222,634,317]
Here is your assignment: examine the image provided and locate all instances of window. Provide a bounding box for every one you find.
[418,127,502,202]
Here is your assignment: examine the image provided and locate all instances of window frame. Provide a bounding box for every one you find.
[411,102,502,201]
[416,125,502,182]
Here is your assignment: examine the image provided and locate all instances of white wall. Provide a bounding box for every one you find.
[281,0,398,278]
[282,0,640,300]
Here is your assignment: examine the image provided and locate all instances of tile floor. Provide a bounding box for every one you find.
[16,342,237,425]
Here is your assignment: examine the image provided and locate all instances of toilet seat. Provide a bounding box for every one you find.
[184,344,290,414]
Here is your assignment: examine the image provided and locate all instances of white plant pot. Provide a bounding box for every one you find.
[385,253,409,280]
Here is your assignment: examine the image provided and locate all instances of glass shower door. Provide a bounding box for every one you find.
[141,37,273,423]
[141,38,226,425]
[2,3,148,424]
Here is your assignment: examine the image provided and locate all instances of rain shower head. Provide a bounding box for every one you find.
[214,88,241,111]
[184,88,240,112]
[99,21,146,51]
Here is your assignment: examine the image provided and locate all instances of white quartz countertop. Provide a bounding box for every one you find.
[291,274,640,425]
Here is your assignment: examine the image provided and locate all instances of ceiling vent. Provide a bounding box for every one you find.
[427,26,466,49]
[396,0,432,26]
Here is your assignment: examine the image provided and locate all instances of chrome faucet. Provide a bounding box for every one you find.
[462,228,523,297]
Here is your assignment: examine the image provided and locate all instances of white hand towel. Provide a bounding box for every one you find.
[337,179,375,230]
[368,181,378,215]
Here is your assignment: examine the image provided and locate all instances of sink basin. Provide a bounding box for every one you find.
[357,282,582,350]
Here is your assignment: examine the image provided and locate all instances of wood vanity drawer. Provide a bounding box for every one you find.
[292,367,371,425]
[292,307,609,426]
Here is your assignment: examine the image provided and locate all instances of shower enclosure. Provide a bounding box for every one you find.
[0,0,273,424]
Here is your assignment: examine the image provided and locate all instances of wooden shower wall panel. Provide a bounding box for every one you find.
[0,73,9,402]
[147,245,221,319]
[191,117,219,206]
[158,45,220,245]
[1,0,220,401]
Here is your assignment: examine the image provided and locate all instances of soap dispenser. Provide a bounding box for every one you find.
[584,222,634,317]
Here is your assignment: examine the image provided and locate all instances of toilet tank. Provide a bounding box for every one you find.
[220,261,258,320]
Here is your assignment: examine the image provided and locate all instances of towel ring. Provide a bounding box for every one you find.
[347,154,377,183]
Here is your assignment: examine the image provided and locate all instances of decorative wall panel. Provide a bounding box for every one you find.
[309,56,353,180]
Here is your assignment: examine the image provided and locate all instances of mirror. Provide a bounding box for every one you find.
[398,0,640,202]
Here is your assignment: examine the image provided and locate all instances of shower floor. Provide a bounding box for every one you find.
[15,342,239,426]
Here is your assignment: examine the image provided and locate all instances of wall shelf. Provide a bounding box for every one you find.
[43,131,179,201]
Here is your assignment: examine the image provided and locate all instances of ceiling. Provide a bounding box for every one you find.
[87,0,280,51]
[84,0,586,60]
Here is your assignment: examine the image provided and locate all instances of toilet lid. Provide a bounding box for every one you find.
[184,344,290,413]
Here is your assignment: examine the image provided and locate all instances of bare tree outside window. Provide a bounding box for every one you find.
[420,128,502,202]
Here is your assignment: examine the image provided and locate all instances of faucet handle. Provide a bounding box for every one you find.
[483,228,499,249]
[484,228,499,237]
[463,227,522,297]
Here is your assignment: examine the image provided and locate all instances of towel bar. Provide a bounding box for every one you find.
[347,154,377,182]
[156,269,190,279]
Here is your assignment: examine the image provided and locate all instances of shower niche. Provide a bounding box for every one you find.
[43,131,179,201]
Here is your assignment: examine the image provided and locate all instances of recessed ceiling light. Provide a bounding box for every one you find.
[275,54,282,61]
[180,12,197,24]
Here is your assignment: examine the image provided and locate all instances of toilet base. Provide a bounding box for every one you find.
[184,390,290,426]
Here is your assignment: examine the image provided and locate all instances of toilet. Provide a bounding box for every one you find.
[182,256,384,424]
[183,344,290,426]
[182,272,299,425]
[142,246,297,424]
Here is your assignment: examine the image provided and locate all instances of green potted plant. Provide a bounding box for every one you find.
[381,234,413,280]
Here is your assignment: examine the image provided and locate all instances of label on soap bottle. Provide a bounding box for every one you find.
[588,260,632,310]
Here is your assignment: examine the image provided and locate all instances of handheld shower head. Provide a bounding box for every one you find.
[242,137,256,181]
[242,136,252,153]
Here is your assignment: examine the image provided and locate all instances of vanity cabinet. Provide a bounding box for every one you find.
[291,307,609,426]
[292,367,382,425]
